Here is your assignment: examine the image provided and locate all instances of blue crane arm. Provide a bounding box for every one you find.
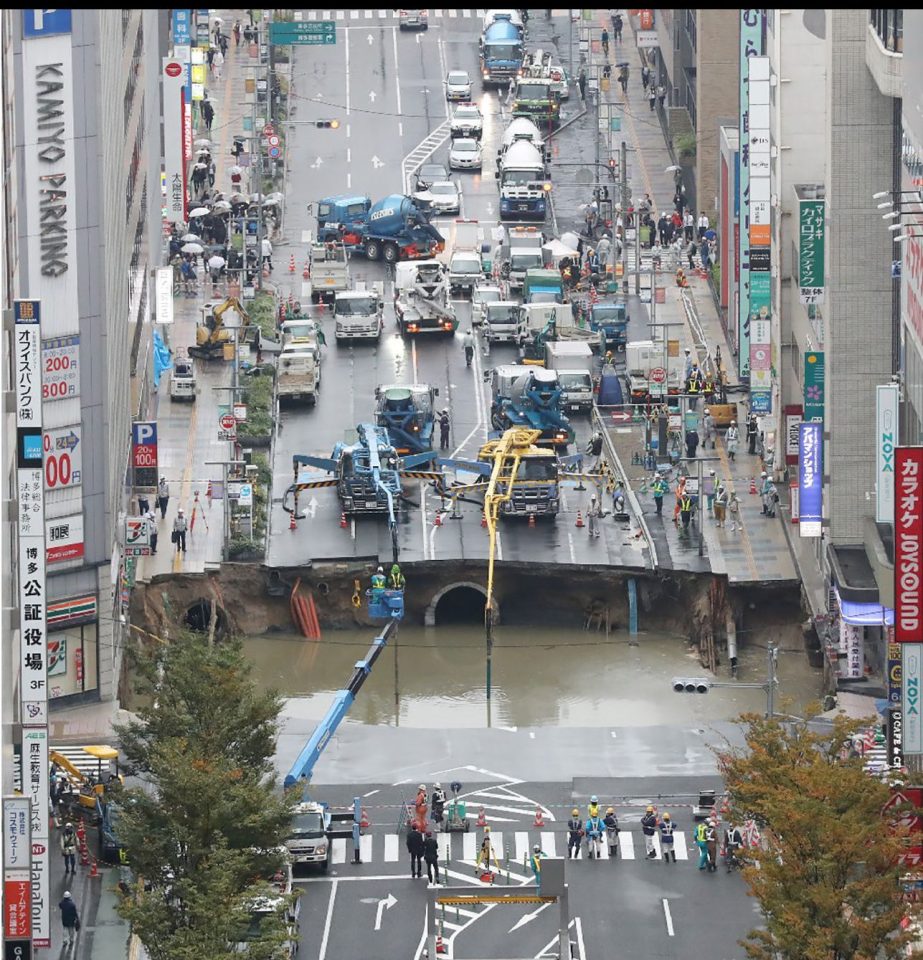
[359,423,400,563]
[293,454,338,473]
[284,619,397,789]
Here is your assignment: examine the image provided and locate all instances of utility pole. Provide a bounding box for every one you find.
[767,642,777,718]
[620,139,628,292]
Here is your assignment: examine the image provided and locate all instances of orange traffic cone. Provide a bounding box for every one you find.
[749,476,757,495]
[303,261,310,279]
[476,806,487,827]
[360,808,370,829]
[719,795,731,816]
[288,253,296,273]
[339,511,348,528]
[206,479,213,504]
[528,514,536,528]
[433,511,442,527]
[575,510,585,528]
[289,510,297,531]
[436,934,447,955]
[533,806,545,828]
[89,858,100,879]
[481,512,488,528]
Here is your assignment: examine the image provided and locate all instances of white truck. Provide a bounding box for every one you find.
[497,140,549,222]
[394,259,457,335]
[447,220,484,298]
[482,301,521,343]
[545,341,594,414]
[169,354,196,402]
[284,801,331,870]
[333,283,384,341]
[626,339,684,402]
[504,226,546,292]
[277,344,321,404]
[308,241,349,304]
[472,283,504,327]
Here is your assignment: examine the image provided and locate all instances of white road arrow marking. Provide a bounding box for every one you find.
[371,156,385,169]
[311,157,323,169]
[374,893,397,931]
[509,901,552,933]
[369,90,377,102]
[307,496,319,517]
[416,32,421,43]
[367,33,374,44]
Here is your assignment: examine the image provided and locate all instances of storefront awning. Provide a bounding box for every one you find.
[835,585,894,626]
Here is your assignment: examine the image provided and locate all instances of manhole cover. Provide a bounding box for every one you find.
[574,166,594,185]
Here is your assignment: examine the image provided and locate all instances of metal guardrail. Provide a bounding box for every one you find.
[592,405,658,571]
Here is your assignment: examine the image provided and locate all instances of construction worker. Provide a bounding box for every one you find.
[651,472,668,516]
[705,818,719,871]
[586,431,603,469]
[371,566,387,599]
[695,819,709,870]
[389,563,405,590]
[675,266,688,288]
[672,476,686,524]
[587,496,602,539]
[439,410,451,451]
[587,795,600,820]
[724,822,744,872]
[680,490,694,531]
[686,363,703,409]
[702,408,717,449]
[60,822,78,875]
[476,827,499,875]
[759,471,773,516]
[585,810,605,859]
[431,783,446,830]
[714,483,728,528]
[641,806,658,859]
[603,807,620,857]
[725,420,739,461]
[529,844,545,890]
[704,469,717,516]
[567,809,584,858]
[659,813,676,863]
[414,783,428,830]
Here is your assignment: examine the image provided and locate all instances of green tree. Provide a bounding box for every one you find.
[114,632,296,959]
[716,713,919,960]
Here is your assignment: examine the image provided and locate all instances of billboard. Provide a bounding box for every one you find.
[163,59,187,223]
[804,351,825,424]
[903,644,923,755]
[736,9,767,380]
[132,421,158,488]
[799,422,823,538]
[896,447,923,642]
[45,514,84,565]
[40,335,80,401]
[877,384,899,523]
[798,198,826,304]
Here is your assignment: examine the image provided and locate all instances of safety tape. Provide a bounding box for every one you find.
[293,479,338,490]
[401,471,445,481]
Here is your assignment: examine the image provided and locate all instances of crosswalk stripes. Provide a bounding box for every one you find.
[307,9,489,21]
[321,829,696,868]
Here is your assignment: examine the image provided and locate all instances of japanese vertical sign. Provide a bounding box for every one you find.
[747,55,772,414]
[3,795,32,944]
[903,643,923,755]
[14,299,50,950]
[803,351,825,425]
[163,59,187,223]
[876,384,899,523]
[798,198,826,304]
[737,9,767,380]
[895,447,923,642]
[798,421,823,538]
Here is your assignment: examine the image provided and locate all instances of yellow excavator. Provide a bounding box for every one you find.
[50,745,123,818]
[189,296,251,359]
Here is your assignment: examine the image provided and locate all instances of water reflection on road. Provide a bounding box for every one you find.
[244,624,823,728]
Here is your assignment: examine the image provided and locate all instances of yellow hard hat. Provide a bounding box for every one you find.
[646,805,654,813]
[572,808,579,817]
[606,807,614,814]
[484,825,491,833]
[663,812,671,820]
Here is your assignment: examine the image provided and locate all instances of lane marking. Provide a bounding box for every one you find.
[318,879,338,960]
[384,834,399,862]
[515,831,529,862]
[618,833,635,859]
[332,838,347,863]
[462,832,476,860]
[363,788,380,798]
[662,898,675,936]
[540,832,556,857]
[360,834,373,862]
[345,25,351,118]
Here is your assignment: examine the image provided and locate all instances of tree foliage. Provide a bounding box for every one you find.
[113,631,296,960]
[716,712,920,960]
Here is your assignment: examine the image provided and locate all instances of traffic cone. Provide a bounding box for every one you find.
[360,808,370,829]
[206,479,213,504]
[575,510,585,528]
[749,476,757,495]
[339,511,348,528]
[303,261,310,279]
[533,806,545,828]
[288,253,296,273]
[433,511,442,527]
[436,935,447,955]
[481,512,488,528]
[289,510,297,531]
[89,858,100,879]
[476,806,487,827]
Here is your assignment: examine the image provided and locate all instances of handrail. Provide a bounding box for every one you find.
[592,406,658,571]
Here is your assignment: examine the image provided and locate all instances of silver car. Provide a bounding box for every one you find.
[445,70,472,101]
[413,181,461,215]
[449,138,483,171]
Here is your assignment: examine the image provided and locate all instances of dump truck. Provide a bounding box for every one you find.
[307,241,349,304]
[334,284,384,341]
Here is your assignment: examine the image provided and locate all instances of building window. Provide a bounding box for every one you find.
[49,622,98,700]
[684,9,697,52]
[870,9,903,53]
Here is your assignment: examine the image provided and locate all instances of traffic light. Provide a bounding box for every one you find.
[672,678,711,694]
[315,119,340,129]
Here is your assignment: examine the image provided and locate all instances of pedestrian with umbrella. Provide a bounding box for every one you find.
[202,98,214,133]
[207,254,226,295]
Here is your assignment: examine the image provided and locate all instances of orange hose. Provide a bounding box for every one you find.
[294,595,312,639]
[307,594,322,640]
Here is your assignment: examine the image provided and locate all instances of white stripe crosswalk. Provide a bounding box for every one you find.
[306,9,488,21]
[319,829,696,867]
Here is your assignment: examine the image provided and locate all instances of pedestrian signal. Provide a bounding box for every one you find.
[672,678,711,693]
[315,119,340,129]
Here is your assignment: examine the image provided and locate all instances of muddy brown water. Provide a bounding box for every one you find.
[239,624,823,728]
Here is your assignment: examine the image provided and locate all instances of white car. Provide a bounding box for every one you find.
[449,138,483,171]
[399,9,428,29]
[472,284,504,326]
[445,70,472,101]
[450,103,483,139]
[413,181,461,215]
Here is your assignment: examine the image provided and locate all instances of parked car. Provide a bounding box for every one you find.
[399,9,428,30]
[445,70,472,101]
[449,137,483,171]
[413,180,461,215]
